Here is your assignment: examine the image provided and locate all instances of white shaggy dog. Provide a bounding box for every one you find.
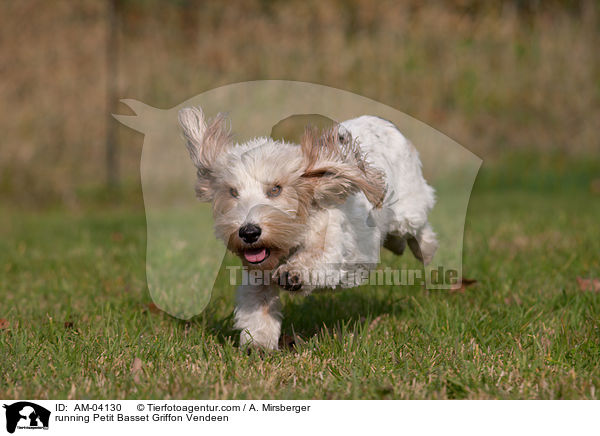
[178,107,437,350]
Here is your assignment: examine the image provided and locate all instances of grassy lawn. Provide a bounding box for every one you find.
[1,158,599,399]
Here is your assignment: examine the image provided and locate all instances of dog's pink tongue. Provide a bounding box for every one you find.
[244,248,267,263]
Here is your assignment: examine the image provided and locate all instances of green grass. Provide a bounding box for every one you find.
[1,159,600,399]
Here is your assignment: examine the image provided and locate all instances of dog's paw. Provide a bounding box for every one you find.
[240,330,279,351]
[273,267,303,292]
[280,271,303,292]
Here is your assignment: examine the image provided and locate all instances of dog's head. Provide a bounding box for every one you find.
[178,107,386,271]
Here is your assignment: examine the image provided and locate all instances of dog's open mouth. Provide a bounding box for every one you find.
[243,247,270,264]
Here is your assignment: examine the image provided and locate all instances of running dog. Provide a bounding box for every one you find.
[178,107,437,349]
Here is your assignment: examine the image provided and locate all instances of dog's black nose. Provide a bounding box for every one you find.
[239,223,261,243]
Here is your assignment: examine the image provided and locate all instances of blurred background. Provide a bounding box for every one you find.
[1,1,600,400]
[0,0,598,208]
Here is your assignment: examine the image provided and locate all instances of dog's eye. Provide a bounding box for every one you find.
[229,187,239,198]
[267,185,282,198]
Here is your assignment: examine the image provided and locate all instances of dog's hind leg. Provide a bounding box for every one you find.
[383,232,406,255]
[407,222,438,265]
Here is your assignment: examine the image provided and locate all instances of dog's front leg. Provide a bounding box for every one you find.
[273,213,336,292]
[234,284,282,350]
[274,249,326,292]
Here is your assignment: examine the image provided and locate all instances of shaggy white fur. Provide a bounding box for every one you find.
[178,108,437,350]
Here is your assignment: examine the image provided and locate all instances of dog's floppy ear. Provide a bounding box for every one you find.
[178,106,232,201]
[301,125,386,208]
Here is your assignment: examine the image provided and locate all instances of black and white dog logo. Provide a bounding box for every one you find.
[3,402,50,433]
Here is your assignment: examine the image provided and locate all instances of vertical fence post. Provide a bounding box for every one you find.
[106,0,119,188]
